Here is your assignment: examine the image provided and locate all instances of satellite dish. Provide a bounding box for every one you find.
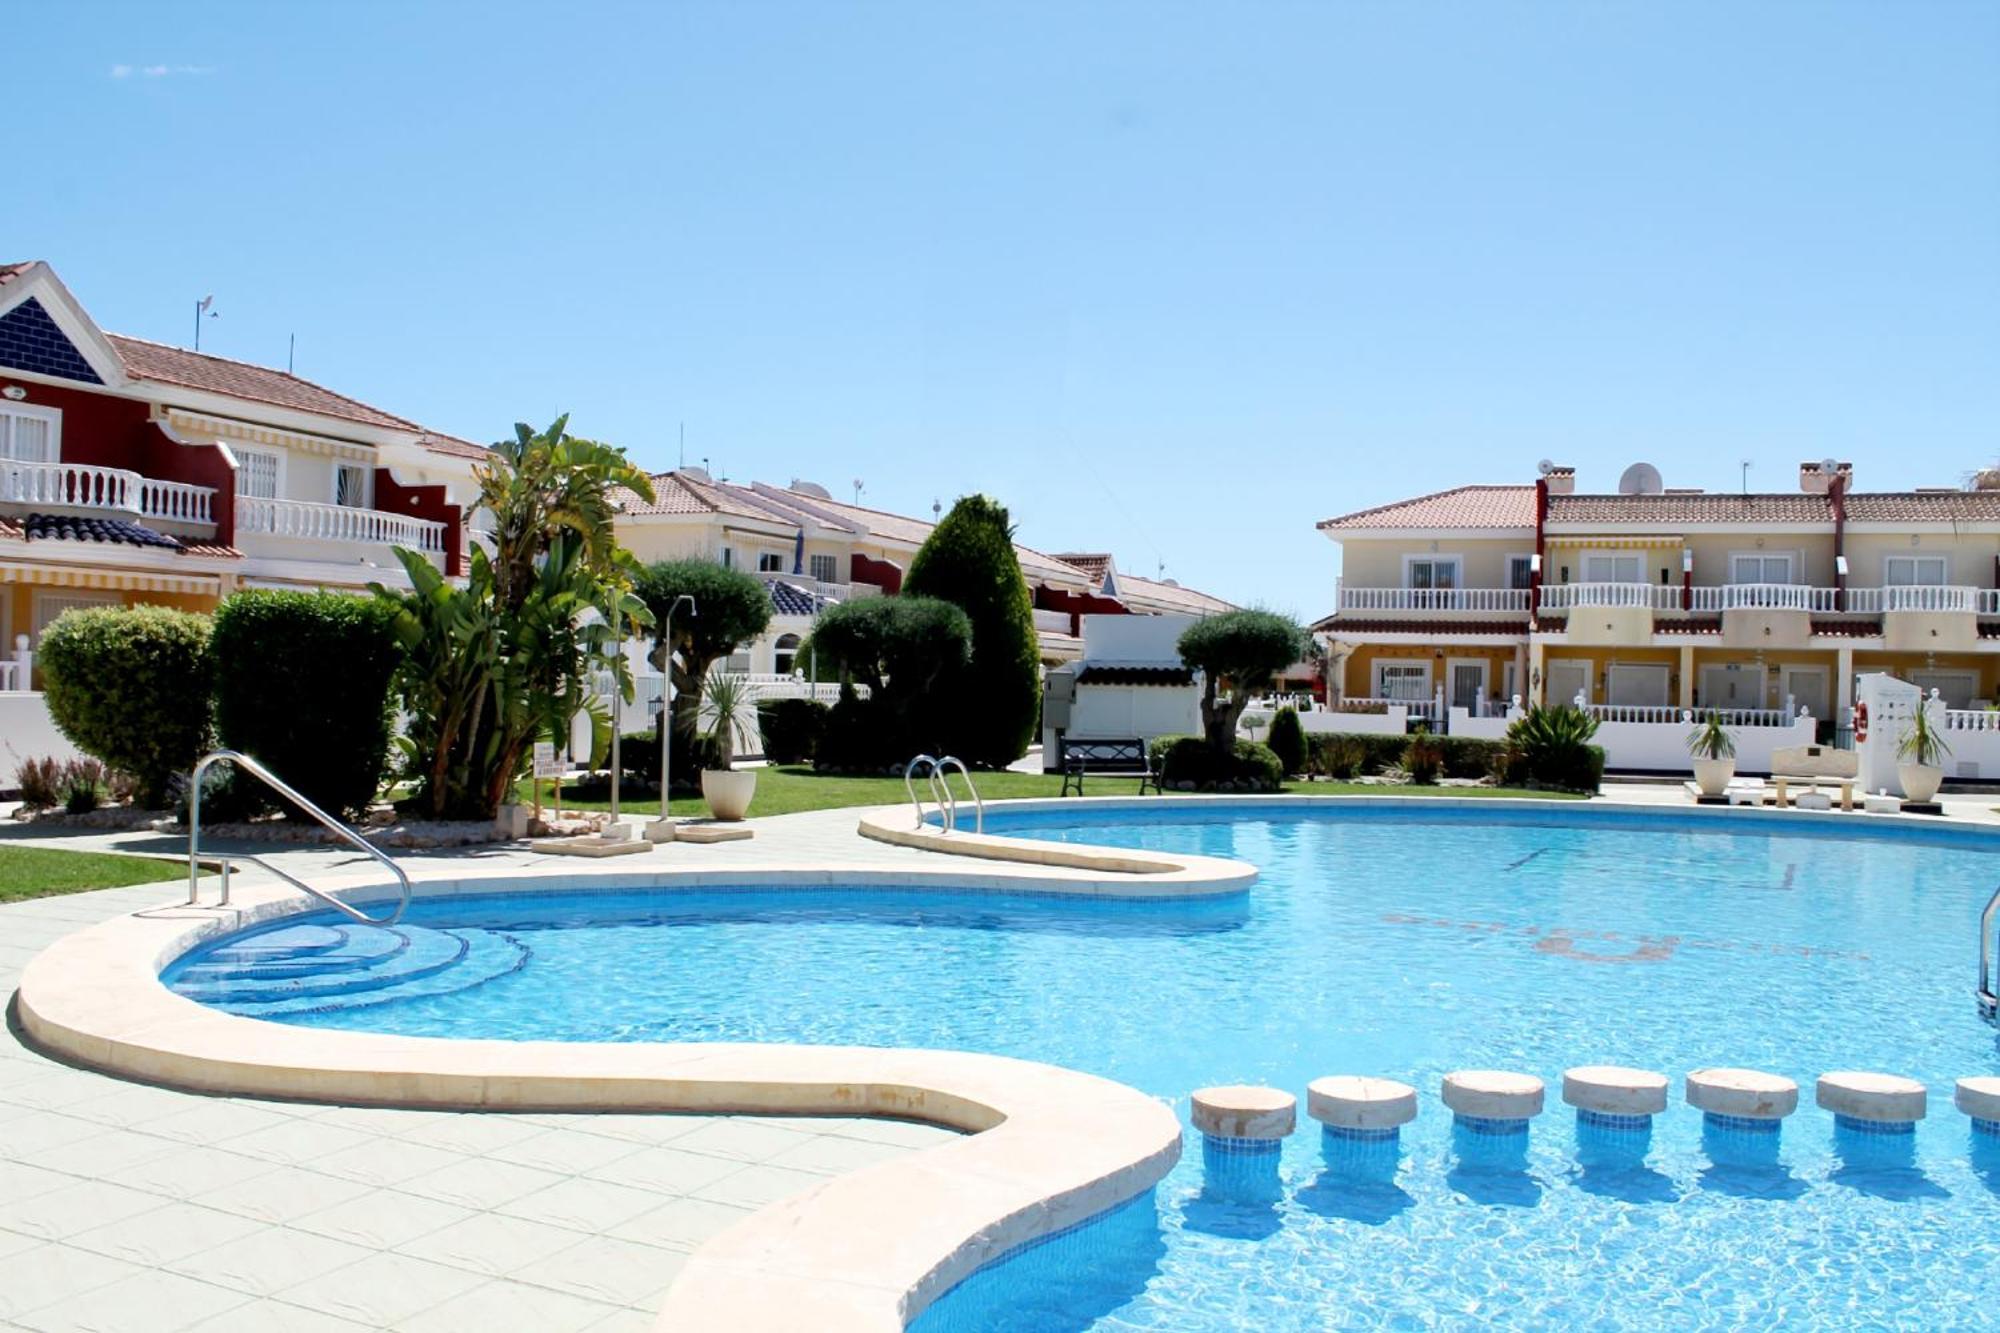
[1537,459,1555,476]
[1618,462,1665,496]
[790,479,832,499]
[1821,457,1840,476]
[681,466,713,484]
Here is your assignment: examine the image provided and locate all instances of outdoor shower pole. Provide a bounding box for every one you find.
[646,595,697,843]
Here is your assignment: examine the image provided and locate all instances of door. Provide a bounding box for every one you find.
[1782,666,1829,719]
[1910,670,1977,709]
[1447,659,1487,711]
[1375,661,1431,702]
[1607,663,1670,707]
[1546,660,1589,708]
[1700,664,1764,710]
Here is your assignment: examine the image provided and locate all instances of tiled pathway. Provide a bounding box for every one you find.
[0,883,952,1332]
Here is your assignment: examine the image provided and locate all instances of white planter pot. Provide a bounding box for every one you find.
[701,769,757,822]
[1692,757,1736,797]
[1897,762,1943,804]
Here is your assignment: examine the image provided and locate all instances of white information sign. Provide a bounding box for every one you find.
[532,741,561,779]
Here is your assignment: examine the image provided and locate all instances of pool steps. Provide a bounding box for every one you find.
[169,922,530,1017]
[1192,1067,2000,1193]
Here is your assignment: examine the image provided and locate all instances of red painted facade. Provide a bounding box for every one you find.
[373,469,464,576]
[850,551,903,595]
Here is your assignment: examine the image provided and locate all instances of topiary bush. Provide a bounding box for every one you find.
[634,558,774,792]
[904,495,1041,768]
[1153,735,1284,791]
[758,697,829,765]
[809,596,972,770]
[1498,705,1605,792]
[1266,706,1306,777]
[212,590,403,820]
[40,605,214,808]
[1177,610,1310,756]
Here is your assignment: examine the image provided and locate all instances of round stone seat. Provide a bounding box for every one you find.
[1955,1076,2000,1126]
[1817,1071,1926,1124]
[1441,1070,1544,1121]
[1307,1076,1418,1132]
[1562,1065,1668,1116]
[1191,1085,1296,1141]
[1686,1068,1799,1120]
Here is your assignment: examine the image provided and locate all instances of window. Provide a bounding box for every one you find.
[0,403,58,463]
[809,553,838,585]
[1405,558,1459,590]
[1375,661,1431,701]
[1730,554,1793,584]
[1885,555,1947,586]
[33,591,119,645]
[1582,554,1642,583]
[333,464,369,508]
[1507,555,1534,590]
[774,633,801,676]
[720,547,734,568]
[757,551,785,573]
[236,449,279,499]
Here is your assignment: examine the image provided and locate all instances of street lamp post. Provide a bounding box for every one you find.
[646,594,697,843]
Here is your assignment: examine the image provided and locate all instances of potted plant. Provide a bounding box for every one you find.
[699,672,758,821]
[1897,698,1950,804]
[1687,711,1736,796]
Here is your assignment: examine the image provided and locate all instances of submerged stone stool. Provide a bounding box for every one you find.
[1442,1070,1544,1133]
[1192,1085,1295,1203]
[1687,1067,1798,1132]
[1308,1076,1415,1181]
[1817,1071,1926,1134]
[1563,1065,1668,1130]
[1955,1077,2000,1136]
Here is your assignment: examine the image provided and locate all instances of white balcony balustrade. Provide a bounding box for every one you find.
[1880,584,1978,614]
[0,460,215,527]
[1334,586,1531,614]
[235,496,446,552]
[1537,582,1678,611]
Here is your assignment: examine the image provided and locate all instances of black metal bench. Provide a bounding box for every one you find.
[1058,737,1161,797]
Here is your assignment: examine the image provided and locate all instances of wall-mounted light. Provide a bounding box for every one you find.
[1681,548,1694,573]
[1529,553,1542,574]
[1,386,23,401]
[1836,555,1850,577]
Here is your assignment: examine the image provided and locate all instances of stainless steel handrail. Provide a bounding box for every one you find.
[932,755,983,835]
[1981,884,2000,1019]
[903,754,958,832]
[188,750,411,926]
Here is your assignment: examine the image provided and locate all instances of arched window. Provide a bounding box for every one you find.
[774,633,802,677]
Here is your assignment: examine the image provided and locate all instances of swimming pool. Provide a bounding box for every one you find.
[164,804,2000,1328]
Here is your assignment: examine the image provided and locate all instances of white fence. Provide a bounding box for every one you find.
[237,496,447,552]
[0,460,216,526]
[1940,707,2000,780]
[1687,584,1840,613]
[1584,710,1819,775]
[0,692,85,774]
[1540,582,1679,611]
[1333,585,1531,614]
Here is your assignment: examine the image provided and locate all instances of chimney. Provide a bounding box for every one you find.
[1800,460,1854,494]
[1543,465,1575,496]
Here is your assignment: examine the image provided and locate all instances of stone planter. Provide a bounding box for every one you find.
[1692,757,1736,797]
[701,769,757,821]
[1897,762,1944,804]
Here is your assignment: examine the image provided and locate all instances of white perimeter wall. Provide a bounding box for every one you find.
[0,693,84,781]
[1592,714,1817,775]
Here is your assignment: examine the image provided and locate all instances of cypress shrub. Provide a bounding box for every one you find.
[39,605,214,808]
[212,590,404,820]
[1266,706,1307,776]
[758,698,829,765]
[903,496,1041,767]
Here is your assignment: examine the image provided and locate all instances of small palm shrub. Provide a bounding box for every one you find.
[1405,732,1443,785]
[1266,707,1307,777]
[1500,705,1605,793]
[1687,711,1735,760]
[1899,703,1951,768]
[39,605,214,808]
[1320,736,1366,780]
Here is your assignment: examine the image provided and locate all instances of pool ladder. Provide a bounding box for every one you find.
[186,750,412,926]
[904,754,984,834]
[1982,884,2000,1023]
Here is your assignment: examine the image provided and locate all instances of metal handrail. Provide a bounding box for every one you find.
[187,750,411,926]
[1981,884,2000,1020]
[902,754,983,834]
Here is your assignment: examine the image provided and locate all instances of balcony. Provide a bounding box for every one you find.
[236,496,446,554]
[1538,582,1680,611]
[0,460,216,529]
[1331,584,1531,615]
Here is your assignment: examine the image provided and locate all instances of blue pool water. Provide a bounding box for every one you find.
[166,805,2000,1328]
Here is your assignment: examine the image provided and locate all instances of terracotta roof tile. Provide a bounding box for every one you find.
[1842,492,2000,523]
[107,335,424,432]
[0,262,29,289]
[1319,485,1536,531]
[615,471,778,520]
[1548,493,1831,525]
[1052,552,1113,582]
[414,432,490,462]
[1313,617,1529,636]
[0,514,22,541]
[1114,573,1234,615]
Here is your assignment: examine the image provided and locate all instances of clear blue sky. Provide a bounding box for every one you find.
[15,2,1998,616]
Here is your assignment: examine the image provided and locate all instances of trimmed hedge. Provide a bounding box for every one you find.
[1497,743,1606,793]
[758,698,828,765]
[213,590,402,820]
[1304,732,1509,780]
[1266,706,1306,776]
[39,605,214,808]
[1152,735,1284,791]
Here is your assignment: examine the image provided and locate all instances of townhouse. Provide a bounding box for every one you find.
[0,261,485,696]
[1317,460,2000,734]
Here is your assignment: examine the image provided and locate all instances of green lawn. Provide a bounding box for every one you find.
[526,766,1583,818]
[0,845,189,904]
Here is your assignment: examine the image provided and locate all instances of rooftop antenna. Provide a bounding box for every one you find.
[678,422,685,469]
[1740,459,1753,496]
[287,333,295,374]
[193,295,217,351]
[932,498,941,519]
[853,478,865,504]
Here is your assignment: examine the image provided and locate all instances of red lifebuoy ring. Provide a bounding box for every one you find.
[1854,701,1869,743]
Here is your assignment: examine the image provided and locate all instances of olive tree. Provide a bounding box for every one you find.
[806,596,972,769]
[633,559,772,789]
[1177,609,1308,755]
